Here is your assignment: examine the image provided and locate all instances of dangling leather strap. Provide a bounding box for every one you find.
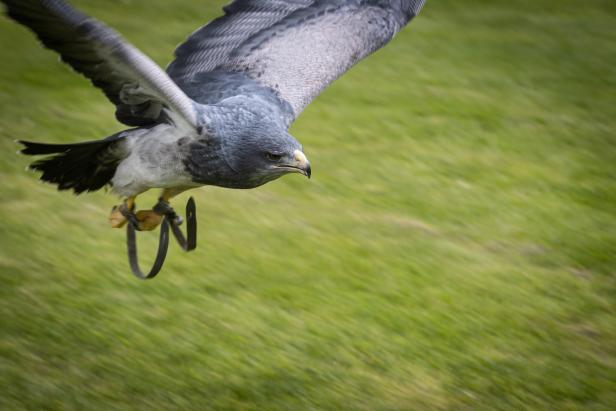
[126,197,197,280]
[126,218,170,279]
[153,197,197,252]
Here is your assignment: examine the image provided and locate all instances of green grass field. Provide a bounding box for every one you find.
[1,1,615,409]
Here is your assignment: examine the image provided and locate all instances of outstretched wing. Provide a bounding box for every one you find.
[2,0,198,128]
[168,0,426,122]
[167,0,313,81]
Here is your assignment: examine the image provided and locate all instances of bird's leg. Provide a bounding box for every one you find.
[110,189,187,231]
[109,196,138,229]
[130,189,184,231]
[108,196,159,231]
[152,189,184,226]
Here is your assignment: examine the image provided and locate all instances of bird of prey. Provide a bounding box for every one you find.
[3,0,426,231]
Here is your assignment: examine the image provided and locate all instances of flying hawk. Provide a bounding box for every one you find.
[3,0,426,231]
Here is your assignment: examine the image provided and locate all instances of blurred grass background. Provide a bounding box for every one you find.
[1,0,615,409]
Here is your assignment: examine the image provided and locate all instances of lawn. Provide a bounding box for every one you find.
[0,0,615,410]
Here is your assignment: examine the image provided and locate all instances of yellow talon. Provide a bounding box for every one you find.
[135,210,163,231]
[108,193,178,231]
[108,196,136,229]
[109,205,128,228]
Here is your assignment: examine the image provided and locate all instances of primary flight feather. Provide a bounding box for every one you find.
[3,0,426,231]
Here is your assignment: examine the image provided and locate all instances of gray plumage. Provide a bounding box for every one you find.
[168,0,425,121]
[4,0,426,197]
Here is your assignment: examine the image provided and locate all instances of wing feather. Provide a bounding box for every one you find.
[2,0,198,128]
[167,0,313,83]
[168,0,426,121]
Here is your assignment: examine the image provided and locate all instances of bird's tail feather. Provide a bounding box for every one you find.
[20,137,124,194]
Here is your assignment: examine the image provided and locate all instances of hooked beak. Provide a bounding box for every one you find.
[293,150,311,178]
[275,150,311,178]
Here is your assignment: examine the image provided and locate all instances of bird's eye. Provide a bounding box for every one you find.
[266,152,282,162]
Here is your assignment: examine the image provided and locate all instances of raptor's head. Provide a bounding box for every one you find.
[210,111,310,188]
